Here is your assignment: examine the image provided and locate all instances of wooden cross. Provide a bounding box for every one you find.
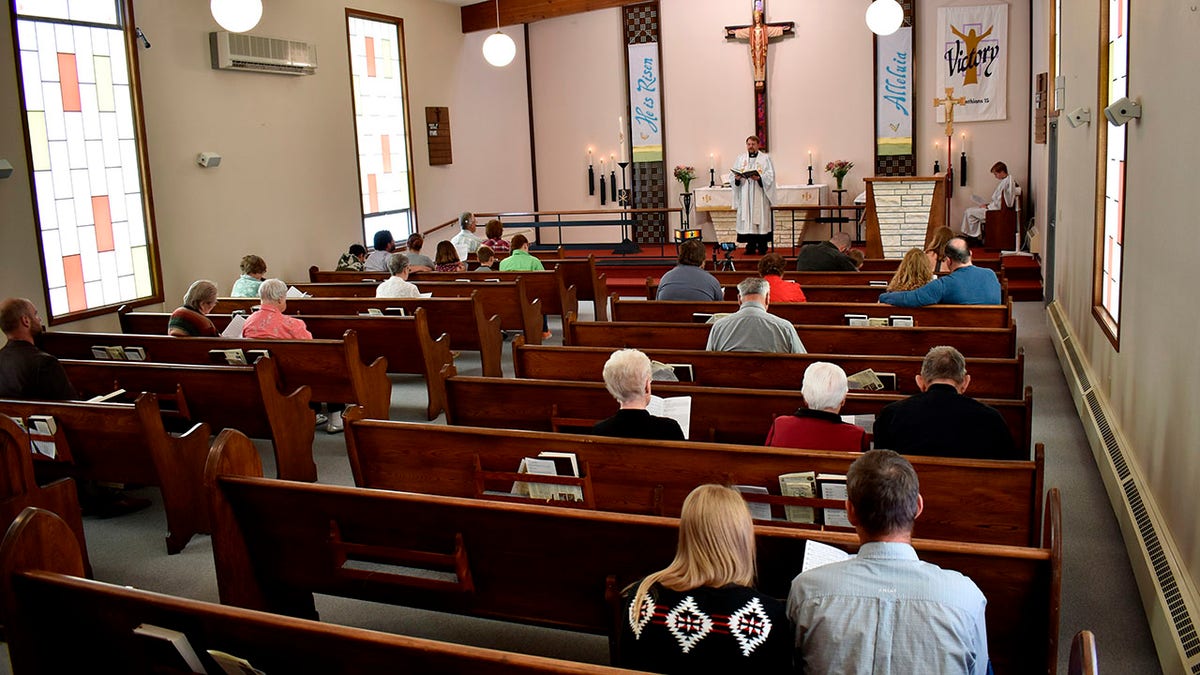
[724,0,794,150]
[933,86,967,137]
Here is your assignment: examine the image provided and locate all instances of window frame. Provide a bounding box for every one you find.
[1091,0,1128,349]
[343,8,419,244]
[9,0,164,325]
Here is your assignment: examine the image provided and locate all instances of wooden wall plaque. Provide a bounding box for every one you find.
[426,107,452,165]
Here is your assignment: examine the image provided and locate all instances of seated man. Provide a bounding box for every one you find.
[657,239,722,301]
[766,362,867,452]
[788,449,990,675]
[961,161,1016,241]
[706,277,805,354]
[873,345,1018,460]
[364,230,395,272]
[795,232,858,271]
[451,211,483,260]
[375,253,420,298]
[591,349,685,441]
[0,298,78,400]
[877,237,1001,307]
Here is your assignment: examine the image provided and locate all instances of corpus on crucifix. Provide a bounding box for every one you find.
[725,0,794,149]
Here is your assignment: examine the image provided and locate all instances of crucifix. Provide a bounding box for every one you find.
[933,86,967,204]
[725,0,794,151]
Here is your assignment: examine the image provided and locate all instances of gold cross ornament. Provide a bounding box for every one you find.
[933,87,967,137]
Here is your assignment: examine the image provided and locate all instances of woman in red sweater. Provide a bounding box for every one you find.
[757,253,805,302]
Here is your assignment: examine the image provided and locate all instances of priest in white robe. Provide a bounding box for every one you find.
[961,161,1016,239]
[728,135,777,255]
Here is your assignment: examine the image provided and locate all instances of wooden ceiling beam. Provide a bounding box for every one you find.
[461,0,636,34]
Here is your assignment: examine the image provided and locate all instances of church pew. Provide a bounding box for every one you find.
[0,394,211,554]
[0,508,638,675]
[511,341,1026,399]
[409,267,578,319]
[610,295,1014,328]
[290,278,543,343]
[442,370,1035,456]
[565,313,1019,358]
[647,278,1010,303]
[0,416,89,574]
[60,356,318,482]
[206,430,1060,675]
[161,296,503,377]
[39,329,395,421]
[798,256,1004,274]
[343,416,1046,548]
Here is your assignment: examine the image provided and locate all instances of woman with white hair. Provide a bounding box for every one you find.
[168,280,218,337]
[241,279,312,340]
[591,348,684,440]
[617,484,792,672]
[765,361,867,451]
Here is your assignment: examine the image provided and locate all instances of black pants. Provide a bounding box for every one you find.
[737,233,772,255]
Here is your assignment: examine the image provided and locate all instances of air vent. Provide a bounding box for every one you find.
[1086,390,1129,480]
[210,31,317,76]
[1065,341,1091,391]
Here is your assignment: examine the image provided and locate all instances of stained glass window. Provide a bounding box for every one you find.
[347,12,416,243]
[13,0,159,320]
[1094,0,1128,343]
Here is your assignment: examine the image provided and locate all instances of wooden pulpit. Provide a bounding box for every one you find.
[862,175,950,258]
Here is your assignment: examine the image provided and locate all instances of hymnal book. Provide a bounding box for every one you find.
[383,307,407,316]
[844,314,869,327]
[123,346,146,361]
[536,451,580,479]
[730,168,761,180]
[131,623,207,674]
[703,313,733,325]
[647,394,692,439]
[104,345,127,360]
[816,473,850,528]
[971,193,989,206]
[666,363,695,383]
[210,349,248,366]
[207,650,265,675]
[418,292,434,298]
[220,314,247,339]
[778,471,817,523]
[513,456,583,502]
[691,313,714,324]
[846,369,884,391]
[868,280,888,287]
[91,346,112,360]
[875,372,897,391]
[889,315,915,327]
[285,285,310,298]
[87,388,127,403]
[840,414,876,436]
[363,308,384,316]
[27,415,58,459]
[801,540,854,573]
[735,485,772,521]
[867,317,889,327]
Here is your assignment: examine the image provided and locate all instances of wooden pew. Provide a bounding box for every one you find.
[565,313,1019,359]
[289,278,543,343]
[0,416,89,573]
[647,279,1011,303]
[61,356,318,482]
[40,329,394,421]
[0,507,638,675]
[442,371,1035,457]
[343,417,1046,548]
[610,296,1014,328]
[0,395,210,554]
[136,298,503,378]
[207,430,1060,675]
[511,341,1025,399]
[409,268,578,320]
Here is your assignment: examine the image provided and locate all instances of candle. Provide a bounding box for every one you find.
[599,158,605,173]
[618,117,627,163]
[961,132,966,153]
[610,153,615,166]
[588,148,593,166]
[710,153,714,171]
[808,150,813,166]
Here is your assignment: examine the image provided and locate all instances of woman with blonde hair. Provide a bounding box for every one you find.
[886,247,934,292]
[925,225,955,274]
[617,484,792,673]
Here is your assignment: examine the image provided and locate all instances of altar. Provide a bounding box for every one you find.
[694,184,829,246]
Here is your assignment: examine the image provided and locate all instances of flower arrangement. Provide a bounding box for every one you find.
[825,159,854,189]
[674,165,697,192]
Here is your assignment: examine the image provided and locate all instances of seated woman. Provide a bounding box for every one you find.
[617,484,792,673]
[886,247,933,292]
[592,349,684,441]
[405,233,435,272]
[336,244,367,271]
[765,362,867,452]
[757,252,806,302]
[924,225,955,275]
[168,280,218,337]
[434,240,466,273]
[658,239,722,301]
[231,254,267,298]
[482,219,511,252]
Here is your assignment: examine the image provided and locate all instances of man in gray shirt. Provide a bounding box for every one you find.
[705,277,805,353]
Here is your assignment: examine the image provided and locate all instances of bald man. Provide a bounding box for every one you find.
[0,298,77,400]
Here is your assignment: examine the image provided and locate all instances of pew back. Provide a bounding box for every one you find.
[610,296,1013,328]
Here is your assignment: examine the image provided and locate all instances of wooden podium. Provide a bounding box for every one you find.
[862,175,950,258]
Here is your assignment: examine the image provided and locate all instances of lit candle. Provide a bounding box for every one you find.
[618,117,627,163]
[808,150,813,167]
[710,153,715,171]
[610,153,615,166]
[961,132,966,153]
[588,148,593,166]
[599,158,605,173]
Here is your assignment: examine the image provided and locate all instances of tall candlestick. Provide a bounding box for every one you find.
[618,116,627,163]
[961,132,966,154]
[709,153,715,171]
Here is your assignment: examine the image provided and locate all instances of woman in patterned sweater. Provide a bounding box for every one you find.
[618,484,793,673]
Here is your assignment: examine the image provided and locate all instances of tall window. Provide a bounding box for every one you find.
[346,10,416,244]
[1093,0,1129,346]
[12,0,161,322]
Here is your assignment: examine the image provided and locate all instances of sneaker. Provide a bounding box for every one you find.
[325,410,344,434]
[314,413,329,427]
[541,331,553,340]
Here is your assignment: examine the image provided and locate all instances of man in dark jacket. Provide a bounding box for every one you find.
[795,232,858,271]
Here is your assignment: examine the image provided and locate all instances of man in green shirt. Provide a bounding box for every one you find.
[498,234,544,272]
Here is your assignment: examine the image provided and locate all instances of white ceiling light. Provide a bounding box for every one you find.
[482,0,516,67]
[211,0,263,34]
[865,0,904,36]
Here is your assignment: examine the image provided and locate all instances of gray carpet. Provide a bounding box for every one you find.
[0,299,1163,673]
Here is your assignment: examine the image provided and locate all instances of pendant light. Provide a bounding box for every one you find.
[211,0,263,33]
[865,0,904,36]
[482,0,516,67]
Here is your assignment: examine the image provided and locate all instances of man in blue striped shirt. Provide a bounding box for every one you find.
[878,237,1001,307]
[787,450,990,674]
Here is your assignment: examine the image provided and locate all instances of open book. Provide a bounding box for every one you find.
[847,369,885,391]
[647,394,691,439]
[512,453,583,502]
[286,285,310,298]
[802,540,854,573]
[730,168,761,180]
[220,314,247,339]
[971,193,989,206]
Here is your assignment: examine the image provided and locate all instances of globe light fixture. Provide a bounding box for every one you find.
[211,0,263,34]
[482,0,516,67]
[865,0,904,36]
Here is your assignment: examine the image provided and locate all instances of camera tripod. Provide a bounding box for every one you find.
[712,244,737,272]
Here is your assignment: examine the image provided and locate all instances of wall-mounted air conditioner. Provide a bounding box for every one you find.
[210,31,317,76]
